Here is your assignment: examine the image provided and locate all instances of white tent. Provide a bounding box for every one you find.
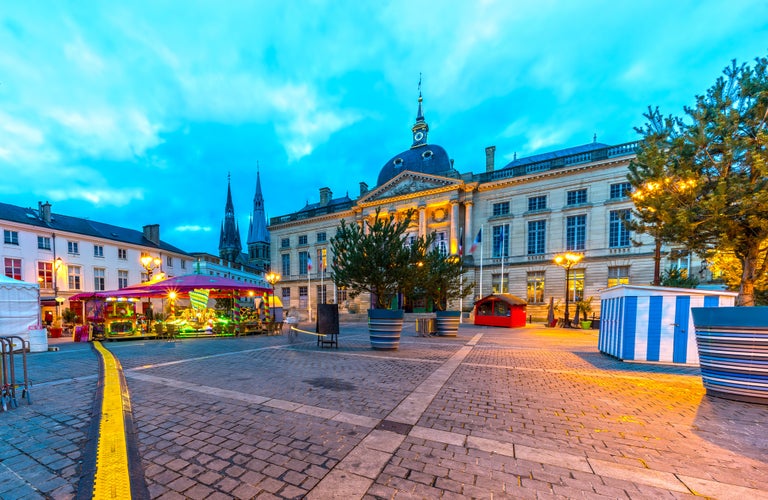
[0,275,47,352]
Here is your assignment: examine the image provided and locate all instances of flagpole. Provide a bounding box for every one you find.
[500,225,505,293]
[479,224,484,299]
[308,257,312,322]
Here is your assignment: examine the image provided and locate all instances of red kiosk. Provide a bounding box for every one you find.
[473,294,527,328]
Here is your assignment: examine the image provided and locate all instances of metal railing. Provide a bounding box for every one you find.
[1,336,32,411]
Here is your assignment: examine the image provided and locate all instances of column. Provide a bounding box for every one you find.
[450,201,459,254]
[418,205,426,237]
[463,201,473,254]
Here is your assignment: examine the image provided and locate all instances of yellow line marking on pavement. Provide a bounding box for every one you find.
[92,341,132,500]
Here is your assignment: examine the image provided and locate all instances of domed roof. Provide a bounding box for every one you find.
[377,143,453,186]
[376,87,455,186]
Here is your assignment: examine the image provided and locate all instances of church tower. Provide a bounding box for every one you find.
[246,166,271,273]
[218,174,243,263]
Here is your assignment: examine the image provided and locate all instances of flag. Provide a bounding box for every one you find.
[469,229,482,254]
[307,255,313,271]
[458,228,464,256]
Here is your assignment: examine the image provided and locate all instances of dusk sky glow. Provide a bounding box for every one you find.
[1,1,766,254]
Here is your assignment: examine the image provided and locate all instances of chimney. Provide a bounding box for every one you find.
[359,182,368,197]
[39,201,52,224]
[319,187,332,206]
[485,146,496,173]
[143,224,160,246]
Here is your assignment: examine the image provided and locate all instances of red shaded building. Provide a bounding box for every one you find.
[473,294,527,328]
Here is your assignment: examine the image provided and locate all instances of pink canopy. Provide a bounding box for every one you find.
[70,273,271,301]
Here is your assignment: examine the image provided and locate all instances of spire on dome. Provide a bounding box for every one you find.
[411,74,429,148]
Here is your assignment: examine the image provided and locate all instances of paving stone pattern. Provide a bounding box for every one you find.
[1,324,767,499]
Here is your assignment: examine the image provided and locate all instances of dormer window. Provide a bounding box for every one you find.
[422,150,433,160]
[394,158,404,168]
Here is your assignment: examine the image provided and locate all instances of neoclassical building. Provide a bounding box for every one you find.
[268,93,671,320]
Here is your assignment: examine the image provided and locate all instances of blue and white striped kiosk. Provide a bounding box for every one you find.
[598,285,737,365]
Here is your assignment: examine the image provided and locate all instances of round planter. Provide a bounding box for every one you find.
[435,310,461,337]
[581,320,593,329]
[48,327,62,338]
[368,309,404,350]
[692,307,768,405]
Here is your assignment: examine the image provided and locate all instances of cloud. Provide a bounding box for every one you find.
[174,225,213,233]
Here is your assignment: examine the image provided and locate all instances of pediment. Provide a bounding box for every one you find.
[358,171,463,205]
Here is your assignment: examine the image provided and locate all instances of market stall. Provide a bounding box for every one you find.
[474,294,527,328]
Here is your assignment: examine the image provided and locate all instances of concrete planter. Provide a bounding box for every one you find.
[692,307,768,405]
[368,309,404,350]
[435,310,460,337]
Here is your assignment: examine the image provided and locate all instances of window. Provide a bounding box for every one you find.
[566,189,587,206]
[491,273,509,294]
[526,271,545,304]
[38,236,52,250]
[566,215,586,251]
[94,268,106,291]
[609,210,631,248]
[492,201,510,216]
[569,269,585,302]
[316,248,327,273]
[141,272,149,283]
[608,266,630,287]
[281,238,290,248]
[118,248,127,260]
[68,241,79,255]
[669,249,692,275]
[4,258,22,280]
[298,235,308,245]
[299,251,309,274]
[180,260,186,270]
[38,261,54,289]
[298,286,308,308]
[94,245,104,258]
[435,232,448,256]
[118,270,129,289]
[281,254,290,276]
[4,230,19,245]
[68,266,81,290]
[528,195,547,212]
[316,285,327,304]
[317,232,326,243]
[492,225,509,258]
[166,256,173,267]
[610,182,632,200]
[281,287,291,299]
[336,288,347,303]
[527,220,546,255]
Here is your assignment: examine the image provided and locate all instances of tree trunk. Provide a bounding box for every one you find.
[737,246,758,306]
[653,237,662,286]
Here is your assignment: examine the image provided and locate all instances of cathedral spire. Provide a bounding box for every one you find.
[247,163,271,272]
[218,173,242,262]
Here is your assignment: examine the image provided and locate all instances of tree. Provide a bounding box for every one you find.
[419,250,474,311]
[630,55,768,305]
[659,266,700,289]
[330,209,417,309]
[628,107,687,285]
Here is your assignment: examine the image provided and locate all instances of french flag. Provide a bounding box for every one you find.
[469,229,482,254]
[307,256,313,271]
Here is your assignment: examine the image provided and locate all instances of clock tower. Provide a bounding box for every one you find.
[411,86,429,149]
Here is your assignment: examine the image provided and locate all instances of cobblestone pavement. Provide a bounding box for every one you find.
[1,322,767,499]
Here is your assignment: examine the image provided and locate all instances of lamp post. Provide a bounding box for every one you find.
[554,252,583,328]
[53,256,63,322]
[140,255,162,281]
[265,272,281,323]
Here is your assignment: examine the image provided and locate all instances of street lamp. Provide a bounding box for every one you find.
[265,272,281,323]
[140,255,162,281]
[53,257,64,322]
[554,252,583,328]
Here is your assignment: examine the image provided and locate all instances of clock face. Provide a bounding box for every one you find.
[414,131,424,141]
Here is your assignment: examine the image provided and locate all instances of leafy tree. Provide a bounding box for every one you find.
[628,107,686,285]
[330,209,417,309]
[659,266,700,289]
[419,249,474,311]
[630,55,768,305]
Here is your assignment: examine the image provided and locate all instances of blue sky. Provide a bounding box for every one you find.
[1,1,766,255]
